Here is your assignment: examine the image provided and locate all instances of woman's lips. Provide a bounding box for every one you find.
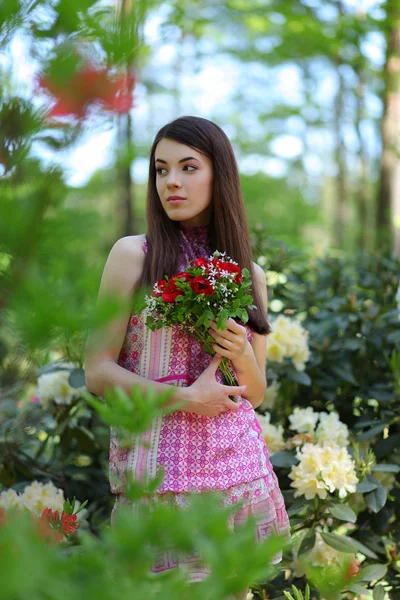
[167,199,186,205]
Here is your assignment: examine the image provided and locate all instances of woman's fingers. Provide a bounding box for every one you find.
[222,384,246,396]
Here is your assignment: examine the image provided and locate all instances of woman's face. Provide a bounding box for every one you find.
[154,138,213,226]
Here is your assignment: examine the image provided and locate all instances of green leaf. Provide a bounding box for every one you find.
[357,476,378,493]
[287,500,309,517]
[357,423,388,441]
[372,464,400,473]
[350,538,378,559]
[328,503,357,523]
[69,368,86,388]
[361,564,387,582]
[373,585,386,600]
[320,532,357,554]
[287,370,312,386]
[298,529,316,556]
[269,450,298,468]
[365,483,387,513]
[346,584,373,596]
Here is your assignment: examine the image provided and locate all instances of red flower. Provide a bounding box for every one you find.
[218,261,242,284]
[61,512,79,535]
[152,279,168,297]
[38,63,135,119]
[38,509,64,544]
[41,507,60,525]
[190,276,214,296]
[160,272,191,302]
[38,508,80,543]
[345,558,360,582]
[161,280,184,303]
[194,257,209,268]
[171,272,191,283]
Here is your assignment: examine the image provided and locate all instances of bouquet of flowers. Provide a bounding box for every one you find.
[144,251,256,388]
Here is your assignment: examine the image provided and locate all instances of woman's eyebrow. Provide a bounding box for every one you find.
[155,156,200,164]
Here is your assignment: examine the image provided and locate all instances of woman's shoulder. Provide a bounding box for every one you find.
[102,235,147,293]
[111,233,147,255]
[252,261,267,283]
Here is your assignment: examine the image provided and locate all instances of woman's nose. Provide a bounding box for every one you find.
[166,171,182,188]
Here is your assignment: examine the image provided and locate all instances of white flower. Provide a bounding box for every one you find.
[259,379,280,411]
[257,256,267,267]
[316,412,349,447]
[36,368,85,409]
[21,480,65,517]
[289,407,319,434]
[0,489,24,511]
[257,413,285,455]
[289,443,358,500]
[308,532,347,567]
[267,315,310,371]
[246,592,254,600]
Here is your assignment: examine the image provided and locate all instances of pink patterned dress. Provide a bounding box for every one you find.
[110,223,290,582]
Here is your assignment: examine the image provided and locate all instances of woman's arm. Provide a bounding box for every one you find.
[208,263,268,409]
[84,237,243,417]
[85,236,188,405]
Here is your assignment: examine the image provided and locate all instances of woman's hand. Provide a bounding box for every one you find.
[208,318,251,361]
[181,354,246,417]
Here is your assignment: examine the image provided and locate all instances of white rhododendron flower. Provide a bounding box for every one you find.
[36,368,85,409]
[308,532,347,567]
[260,379,280,411]
[266,315,310,371]
[0,488,24,510]
[257,413,286,455]
[289,443,358,500]
[21,480,65,517]
[289,407,319,434]
[316,411,349,447]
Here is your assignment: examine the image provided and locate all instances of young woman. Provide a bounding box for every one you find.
[85,116,290,599]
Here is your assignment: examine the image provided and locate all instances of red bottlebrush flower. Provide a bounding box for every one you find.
[38,508,80,542]
[61,512,79,535]
[38,508,64,544]
[41,507,61,525]
[38,64,135,119]
[345,558,360,582]
[190,275,214,296]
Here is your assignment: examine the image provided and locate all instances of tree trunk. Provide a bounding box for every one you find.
[333,55,347,249]
[354,64,370,251]
[118,110,134,236]
[376,0,400,255]
[117,0,137,236]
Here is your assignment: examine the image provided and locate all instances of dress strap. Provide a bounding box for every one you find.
[142,234,148,254]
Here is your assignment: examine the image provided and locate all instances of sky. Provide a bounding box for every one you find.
[2,0,386,187]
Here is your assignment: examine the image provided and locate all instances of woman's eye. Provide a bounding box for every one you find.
[156,165,197,176]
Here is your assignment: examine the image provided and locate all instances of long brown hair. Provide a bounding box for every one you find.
[137,115,271,335]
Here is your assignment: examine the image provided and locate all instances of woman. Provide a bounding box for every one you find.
[85,116,290,598]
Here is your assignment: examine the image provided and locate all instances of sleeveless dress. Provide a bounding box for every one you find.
[110,223,290,583]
